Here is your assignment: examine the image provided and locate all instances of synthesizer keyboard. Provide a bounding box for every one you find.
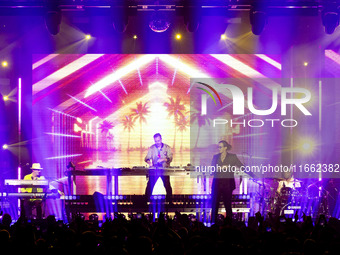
[1,192,59,199]
[4,179,49,187]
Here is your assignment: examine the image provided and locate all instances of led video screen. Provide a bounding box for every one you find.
[32,53,291,196]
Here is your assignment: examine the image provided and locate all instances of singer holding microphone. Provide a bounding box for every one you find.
[144,133,173,203]
[21,163,46,219]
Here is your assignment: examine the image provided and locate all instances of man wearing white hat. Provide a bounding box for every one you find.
[21,163,46,219]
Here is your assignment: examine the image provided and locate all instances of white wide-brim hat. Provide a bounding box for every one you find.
[31,163,43,170]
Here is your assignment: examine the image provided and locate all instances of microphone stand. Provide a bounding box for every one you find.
[262,178,266,217]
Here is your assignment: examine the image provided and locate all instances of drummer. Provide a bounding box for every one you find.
[277,172,301,193]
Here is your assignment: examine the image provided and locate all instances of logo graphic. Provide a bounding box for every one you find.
[196,82,223,107]
[197,83,312,117]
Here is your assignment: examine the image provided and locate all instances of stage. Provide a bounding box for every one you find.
[1,1,340,226]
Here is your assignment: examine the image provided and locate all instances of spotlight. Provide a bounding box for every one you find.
[297,137,316,156]
[1,61,8,67]
[304,62,308,66]
[85,34,91,40]
[149,11,171,33]
[45,0,62,35]
[2,144,8,150]
[175,34,182,40]
[302,142,312,151]
[3,95,9,101]
[249,7,267,35]
[322,10,339,34]
[133,35,137,39]
[111,3,129,33]
[220,34,227,40]
[183,2,202,32]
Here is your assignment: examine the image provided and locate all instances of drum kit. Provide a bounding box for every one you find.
[253,178,335,218]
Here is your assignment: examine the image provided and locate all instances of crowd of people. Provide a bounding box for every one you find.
[2,137,339,254]
[0,211,340,255]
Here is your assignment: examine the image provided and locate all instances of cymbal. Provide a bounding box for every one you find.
[251,179,271,187]
[308,181,323,188]
[274,178,303,183]
[273,178,285,181]
[308,180,324,187]
[291,179,303,182]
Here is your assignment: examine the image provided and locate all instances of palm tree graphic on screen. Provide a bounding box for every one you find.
[130,101,150,151]
[122,115,136,151]
[176,115,190,151]
[99,120,114,150]
[164,96,186,150]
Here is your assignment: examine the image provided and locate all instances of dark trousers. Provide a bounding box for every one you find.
[22,199,44,219]
[211,179,233,223]
[145,175,172,201]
